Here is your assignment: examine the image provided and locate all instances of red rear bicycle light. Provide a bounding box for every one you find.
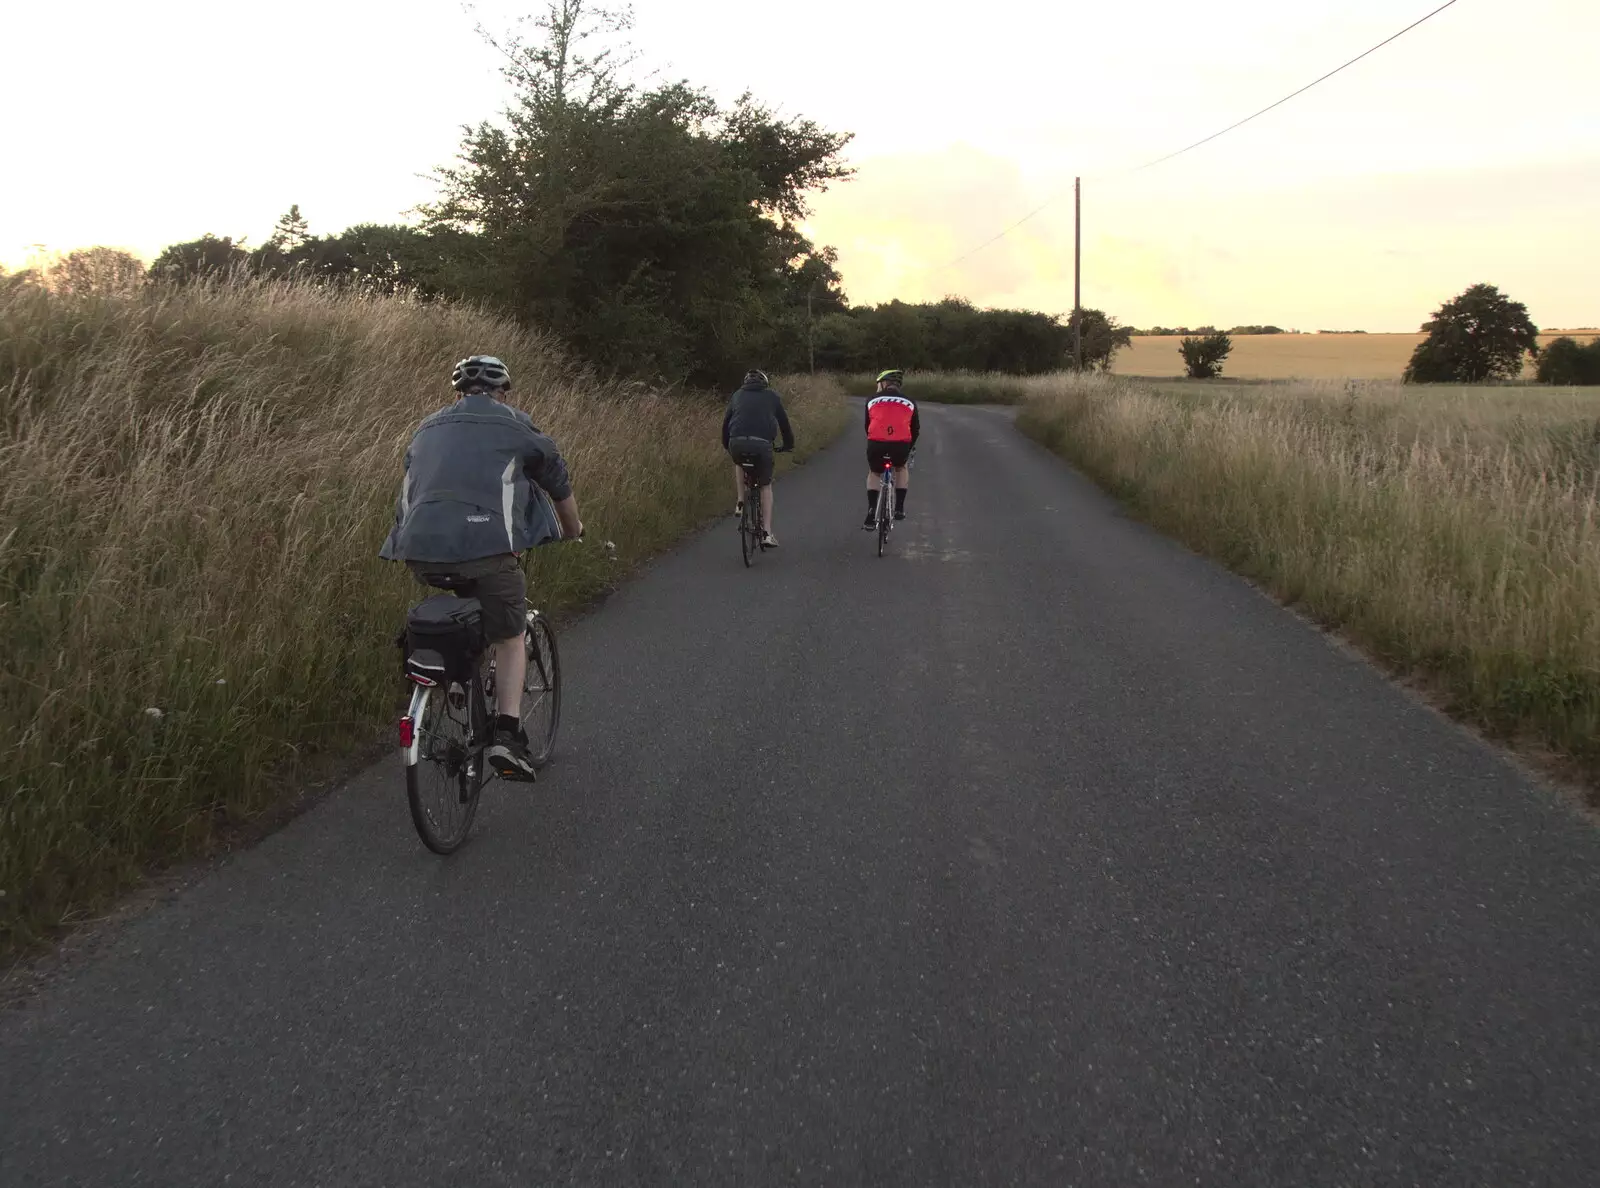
[399,716,415,747]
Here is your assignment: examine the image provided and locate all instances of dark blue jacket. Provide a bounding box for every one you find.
[721,382,794,451]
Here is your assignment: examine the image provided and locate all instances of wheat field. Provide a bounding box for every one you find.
[1114,333,1600,381]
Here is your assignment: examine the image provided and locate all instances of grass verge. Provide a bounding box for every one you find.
[1014,373,1600,804]
[0,277,847,953]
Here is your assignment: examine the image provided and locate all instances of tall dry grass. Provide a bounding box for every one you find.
[0,278,846,948]
[1016,374,1600,797]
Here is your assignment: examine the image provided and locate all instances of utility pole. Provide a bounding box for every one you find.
[807,285,815,374]
[1073,177,1082,371]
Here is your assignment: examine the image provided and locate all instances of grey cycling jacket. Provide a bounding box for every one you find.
[379,392,573,565]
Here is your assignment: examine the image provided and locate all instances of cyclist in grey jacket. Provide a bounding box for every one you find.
[722,369,794,548]
[381,355,583,780]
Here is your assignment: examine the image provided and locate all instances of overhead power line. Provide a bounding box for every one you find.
[1130,0,1462,172]
[930,0,1463,275]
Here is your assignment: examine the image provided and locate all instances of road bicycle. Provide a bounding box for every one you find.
[737,461,769,568]
[397,589,562,854]
[734,445,789,568]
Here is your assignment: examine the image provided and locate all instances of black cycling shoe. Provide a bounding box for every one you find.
[894,510,906,520]
[862,512,877,529]
[486,724,538,782]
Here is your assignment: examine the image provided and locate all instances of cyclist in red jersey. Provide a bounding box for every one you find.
[863,368,920,527]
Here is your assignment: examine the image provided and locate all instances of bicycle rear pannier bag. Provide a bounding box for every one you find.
[405,595,485,684]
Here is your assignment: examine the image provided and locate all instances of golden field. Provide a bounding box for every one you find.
[1114,332,1600,381]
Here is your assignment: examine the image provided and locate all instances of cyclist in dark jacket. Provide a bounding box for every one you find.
[381,355,583,780]
[722,369,794,548]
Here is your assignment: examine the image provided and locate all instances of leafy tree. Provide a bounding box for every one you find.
[422,0,852,381]
[1403,283,1539,383]
[149,234,250,283]
[1180,331,1232,379]
[1535,336,1600,386]
[1067,308,1133,372]
[267,205,311,253]
[259,223,470,297]
[43,247,145,295]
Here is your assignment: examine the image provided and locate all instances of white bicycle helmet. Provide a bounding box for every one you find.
[451,355,511,392]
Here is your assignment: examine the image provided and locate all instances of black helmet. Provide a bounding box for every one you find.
[743,369,770,387]
[452,355,511,392]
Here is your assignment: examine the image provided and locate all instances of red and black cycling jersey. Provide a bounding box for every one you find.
[866,394,919,443]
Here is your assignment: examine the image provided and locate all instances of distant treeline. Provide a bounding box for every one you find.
[1135,324,1287,336]
[815,299,1132,375]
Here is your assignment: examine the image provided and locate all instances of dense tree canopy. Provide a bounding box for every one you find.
[1535,336,1600,385]
[811,300,1129,375]
[420,0,851,381]
[1180,331,1233,379]
[149,234,249,283]
[1404,283,1539,384]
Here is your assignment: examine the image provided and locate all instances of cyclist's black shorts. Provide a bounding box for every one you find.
[407,553,526,642]
[728,436,775,486]
[867,440,912,472]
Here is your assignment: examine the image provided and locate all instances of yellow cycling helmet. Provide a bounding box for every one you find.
[875,369,905,385]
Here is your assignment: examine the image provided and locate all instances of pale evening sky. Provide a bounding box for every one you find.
[3,0,1596,330]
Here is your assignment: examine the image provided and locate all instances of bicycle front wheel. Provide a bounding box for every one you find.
[522,612,562,767]
[406,681,484,854]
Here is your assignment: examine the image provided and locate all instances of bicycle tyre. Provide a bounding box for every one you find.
[406,681,485,854]
[877,475,891,557]
[740,496,757,567]
[522,612,562,767]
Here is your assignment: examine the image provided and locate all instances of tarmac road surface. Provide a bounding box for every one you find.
[3,402,1598,1186]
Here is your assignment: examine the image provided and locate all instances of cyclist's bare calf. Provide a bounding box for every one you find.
[497,494,582,720]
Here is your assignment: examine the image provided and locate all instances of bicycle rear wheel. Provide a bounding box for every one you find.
[521,611,562,767]
[406,680,485,854]
[740,496,757,567]
[877,475,891,557]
